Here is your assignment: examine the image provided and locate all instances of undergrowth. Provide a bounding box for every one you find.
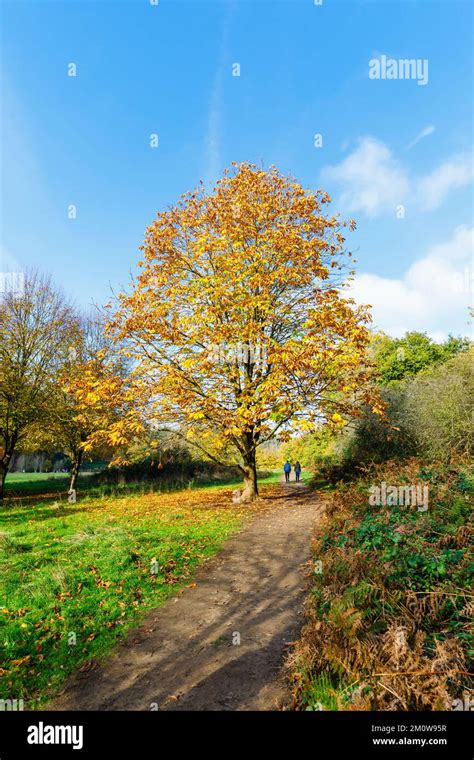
[289,458,473,711]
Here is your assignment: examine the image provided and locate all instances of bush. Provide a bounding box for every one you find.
[318,347,473,481]
[288,459,473,710]
[343,387,418,464]
[97,456,242,486]
[403,348,474,461]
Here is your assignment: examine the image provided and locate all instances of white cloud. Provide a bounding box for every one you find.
[407,124,435,150]
[349,225,473,339]
[203,2,236,188]
[205,92,222,189]
[417,154,473,211]
[321,137,473,218]
[321,137,408,218]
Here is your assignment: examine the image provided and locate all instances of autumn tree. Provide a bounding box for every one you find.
[109,164,381,501]
[60,341,144,483]
[0,271,77,500]
[48,313,128,493]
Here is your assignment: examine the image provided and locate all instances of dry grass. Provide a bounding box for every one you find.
[288,458,473,711]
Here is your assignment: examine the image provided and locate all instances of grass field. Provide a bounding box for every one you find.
[0,474,279,708]
[4,469,284,499]
[6,473,72,483]
[4,471,94,496]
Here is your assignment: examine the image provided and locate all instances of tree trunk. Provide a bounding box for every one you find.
[0,462,7,502]
[240,450,258,503]
[69,449,83,493]
[0,438,16,502]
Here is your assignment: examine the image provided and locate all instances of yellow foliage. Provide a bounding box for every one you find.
[94,164,381,469]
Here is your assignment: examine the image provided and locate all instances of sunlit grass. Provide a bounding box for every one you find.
[0,475,276,708]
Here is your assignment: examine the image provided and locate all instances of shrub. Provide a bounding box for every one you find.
[318,346,473,480]
[288,459,473,711]
[404,348,474,461]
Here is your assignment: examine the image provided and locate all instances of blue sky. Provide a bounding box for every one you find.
[1,0,472,338]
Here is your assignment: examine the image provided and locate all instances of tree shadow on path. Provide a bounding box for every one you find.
[50,486,322,711]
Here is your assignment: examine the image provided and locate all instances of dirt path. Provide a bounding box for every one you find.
[51,482,321,711]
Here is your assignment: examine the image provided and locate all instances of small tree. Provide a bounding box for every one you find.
[56,316,139,493]
[0,272,76,500]
[109,164,381,501]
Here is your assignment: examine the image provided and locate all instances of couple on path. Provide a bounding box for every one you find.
[283,460,301,483]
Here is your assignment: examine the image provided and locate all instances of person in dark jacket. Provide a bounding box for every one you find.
[294,461,302,482]
[283,461,291,483]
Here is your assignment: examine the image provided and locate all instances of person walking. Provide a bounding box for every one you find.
[294,461,302,482]
[283,460,291,483]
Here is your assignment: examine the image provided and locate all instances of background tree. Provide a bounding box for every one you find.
[109,163,381,501]
[300,332,472,475]
[62,350,144,480]
[50,313,128,494]
[0,271,76,500]
[372,331,469,385]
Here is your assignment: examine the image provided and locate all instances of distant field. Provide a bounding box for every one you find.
[4,469,283,499]
[6,472,70,484]
[4,472,94,496]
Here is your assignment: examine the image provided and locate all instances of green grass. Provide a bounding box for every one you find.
[4,471,93,496]
[6,473,71,483]
[4,469,282,500]
[307,474,335,492]
[0,476,275,708]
